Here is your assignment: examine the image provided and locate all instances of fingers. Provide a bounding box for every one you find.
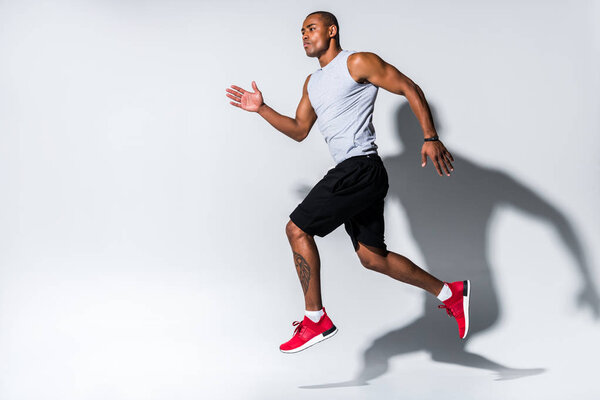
[226,86,246,109]
[439,156,451,176]
[438,151,453,175]
[432,157,443,176]
[429,157,443,176]
[225,90,241,102]
[226,87,243,100]
[425,153,452,176]
[443,153,454,172]
[251,80,259,92]
[226,83,256,110]
[226,91,243,109]
[442,144,454,173]
[229,84,247,94]
[422,142,455,176]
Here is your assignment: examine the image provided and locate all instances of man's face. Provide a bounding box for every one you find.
[301,15,335,57]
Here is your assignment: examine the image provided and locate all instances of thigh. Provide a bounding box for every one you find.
[289,156,387,237]
[289,163,358,237]
[344,198,387,251]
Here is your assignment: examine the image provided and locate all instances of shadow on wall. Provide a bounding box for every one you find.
[301,102,599,388]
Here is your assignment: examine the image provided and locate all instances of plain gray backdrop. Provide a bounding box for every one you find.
[0,0,599,399]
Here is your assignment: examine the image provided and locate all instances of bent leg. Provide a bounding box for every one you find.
[286,220,323,311]
[355,241,444,296]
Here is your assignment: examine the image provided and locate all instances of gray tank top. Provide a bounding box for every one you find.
[307,49,379,164]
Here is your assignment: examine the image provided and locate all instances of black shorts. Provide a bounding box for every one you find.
[289,154,389,251]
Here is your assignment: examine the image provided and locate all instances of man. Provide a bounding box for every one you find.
[225,11,470,354]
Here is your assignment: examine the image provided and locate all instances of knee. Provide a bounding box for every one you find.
[359,256,386,272]
[286,220,310,242]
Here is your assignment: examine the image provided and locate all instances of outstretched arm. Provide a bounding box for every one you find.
[225,76,317,142]
[348,52,454,176]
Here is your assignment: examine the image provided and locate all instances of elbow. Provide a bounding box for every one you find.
[296,131,309,142]
[295,125,309,142]
[403,81,420,97]
[397,83,421,101]
[412,82,424,96]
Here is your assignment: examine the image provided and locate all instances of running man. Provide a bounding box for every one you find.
[225,11,470,353]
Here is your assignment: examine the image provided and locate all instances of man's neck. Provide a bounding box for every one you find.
[318,47,343,69]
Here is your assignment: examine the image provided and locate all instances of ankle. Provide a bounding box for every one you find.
[436,282,452,302]
[305,308,325,323]
[305,302,323,311]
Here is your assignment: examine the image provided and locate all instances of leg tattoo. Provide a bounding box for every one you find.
[293,251,311,295]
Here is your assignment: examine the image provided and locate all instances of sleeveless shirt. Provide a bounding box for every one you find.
[307,49,379,164]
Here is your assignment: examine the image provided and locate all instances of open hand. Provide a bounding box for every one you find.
[421,140,454,176]
[226,81,264,112]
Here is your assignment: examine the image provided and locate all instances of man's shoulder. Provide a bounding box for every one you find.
[347,51,383,66]
[347,52,385,83]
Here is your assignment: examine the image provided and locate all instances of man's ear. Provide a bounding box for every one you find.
[329,25,337,39]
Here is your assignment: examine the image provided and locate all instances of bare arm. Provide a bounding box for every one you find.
[348,52,454,176]
[225,76,317,142]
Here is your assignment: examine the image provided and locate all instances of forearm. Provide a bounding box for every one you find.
[404,85,438,139]
[257,104,305,142]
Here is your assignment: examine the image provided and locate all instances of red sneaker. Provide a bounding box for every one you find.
[280,307,338,353]
[438,280,471,339]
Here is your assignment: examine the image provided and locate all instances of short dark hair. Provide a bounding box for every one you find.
[306,11,340,47]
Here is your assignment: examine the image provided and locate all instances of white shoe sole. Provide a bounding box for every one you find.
[280,325,338,354]
[462,280,471,339]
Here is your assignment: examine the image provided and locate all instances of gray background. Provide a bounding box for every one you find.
[1,0,599,399]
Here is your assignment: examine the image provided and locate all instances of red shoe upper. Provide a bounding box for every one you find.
[280,308,334,351]
[438,281,467,338]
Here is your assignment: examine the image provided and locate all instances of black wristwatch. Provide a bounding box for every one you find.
[424,136,439,142]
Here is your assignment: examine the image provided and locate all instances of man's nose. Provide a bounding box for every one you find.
[302,33,308,41]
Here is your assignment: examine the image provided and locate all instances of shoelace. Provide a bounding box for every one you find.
[438,304,455,317]
[292,320,305,335]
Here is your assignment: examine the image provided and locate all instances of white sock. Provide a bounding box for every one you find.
[436,283,452,302]
[305,308,324,323]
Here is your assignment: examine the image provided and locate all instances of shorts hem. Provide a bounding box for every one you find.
[352,237,387,252]
[289,212,321,237]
